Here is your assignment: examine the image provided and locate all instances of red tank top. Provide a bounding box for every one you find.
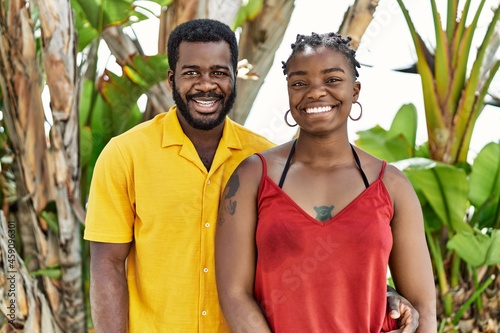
[254,153,397,332]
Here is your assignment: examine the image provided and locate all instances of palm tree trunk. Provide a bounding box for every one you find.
[232,0,295,124]
[338,0,381,50]
[0,0,86,331]
[34,0,86,330]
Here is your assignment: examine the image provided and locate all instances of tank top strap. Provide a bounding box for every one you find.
[350,144,370,189]
[278,139,297,188]
[378,160,388,180]
[255,153,269,199]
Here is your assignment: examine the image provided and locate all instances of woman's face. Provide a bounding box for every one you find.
[286,46,360,137]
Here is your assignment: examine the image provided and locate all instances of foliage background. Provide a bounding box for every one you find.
[0,0,498,332]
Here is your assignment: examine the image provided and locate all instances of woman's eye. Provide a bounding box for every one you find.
[326,78,338,83]
[291,81,306,87]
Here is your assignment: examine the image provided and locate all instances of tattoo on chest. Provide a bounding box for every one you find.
[314,205,334,222]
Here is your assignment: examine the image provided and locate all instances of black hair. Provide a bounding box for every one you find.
[281,32,361,79]
[167,19,239,73]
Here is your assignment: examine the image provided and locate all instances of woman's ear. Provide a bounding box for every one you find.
[353,81,361,102]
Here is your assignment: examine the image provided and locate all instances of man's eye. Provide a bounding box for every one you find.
[326,78,339,83]
[292,82,306,87]
[214,71,227,76]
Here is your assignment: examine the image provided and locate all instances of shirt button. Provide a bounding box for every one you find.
[205,222,210,228]
[203,268,209,273]
[202,310,207,316]
[207,180,211,185]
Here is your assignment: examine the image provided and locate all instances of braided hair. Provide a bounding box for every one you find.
[281,32,360,79]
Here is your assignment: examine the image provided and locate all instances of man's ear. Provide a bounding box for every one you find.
[167,70,174,89]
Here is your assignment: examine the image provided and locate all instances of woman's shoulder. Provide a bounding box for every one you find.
[260,141,295,160]
[352,146,410,186]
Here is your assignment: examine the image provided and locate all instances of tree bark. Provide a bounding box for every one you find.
[0,0,87,331]
[338,0,381,50]
[232,0,295,124]
[34,0,86,330]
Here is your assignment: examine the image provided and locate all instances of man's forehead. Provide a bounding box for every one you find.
[177,42,232,66]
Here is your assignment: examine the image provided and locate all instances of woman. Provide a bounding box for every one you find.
[215,32,436,332]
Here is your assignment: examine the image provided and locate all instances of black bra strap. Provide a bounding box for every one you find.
[279,141,368,189]
[278,139,297,188]
[351,144,369,188]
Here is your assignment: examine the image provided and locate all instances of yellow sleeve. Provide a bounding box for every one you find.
[84,139,136,243]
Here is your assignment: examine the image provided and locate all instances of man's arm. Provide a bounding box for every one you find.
[90,241,131,333]
[387,285,419,333]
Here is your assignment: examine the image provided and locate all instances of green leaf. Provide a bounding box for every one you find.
[72,0,139,33]
[30,265,62,279]
[395,158,472,233]
[79,79,95,128]
[448,230,500,267]
[71,0,100,50]
[469,142,500,228]
[80,126,93,169]
[430,0,451,103]
[356,128,412,162]
[232,0,264,29]
[387,103,418,152]
[450,2,500,162]
[39,210,59,234]
[469,142,500,206]
[145,0,173,6]
[89,93,115,167]
[422,202,442,232]
[396,0,445,145]
[457,60,500,162]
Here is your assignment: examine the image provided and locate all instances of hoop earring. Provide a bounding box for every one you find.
[284,110,298,127]
[349,101,363,121]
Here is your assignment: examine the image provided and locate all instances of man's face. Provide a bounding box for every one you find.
[168,42,237,131]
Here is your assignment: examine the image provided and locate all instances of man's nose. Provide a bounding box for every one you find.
[196,74,217,91]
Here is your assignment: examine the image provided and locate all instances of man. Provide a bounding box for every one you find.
[84,18,418,332]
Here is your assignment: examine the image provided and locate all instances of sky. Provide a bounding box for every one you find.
[127,0,499,162]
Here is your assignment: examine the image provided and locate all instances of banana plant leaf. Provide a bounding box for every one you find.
[392,158,473,234]
[98,54,169,117]
[469,141,500,228]
[71,0,170,51]
[448,229,500,267]
[355,103,418,162]
[233,0,264,29]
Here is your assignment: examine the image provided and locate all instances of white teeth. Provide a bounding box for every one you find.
[305,106,332,113]
[195,100,216,106]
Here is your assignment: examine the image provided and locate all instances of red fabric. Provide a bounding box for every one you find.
[254,153,395,332]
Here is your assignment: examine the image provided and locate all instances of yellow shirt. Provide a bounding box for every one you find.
[84,107,274,332]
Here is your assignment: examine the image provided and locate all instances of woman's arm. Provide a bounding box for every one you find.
[215,156,272,333]
[386,165,437,333]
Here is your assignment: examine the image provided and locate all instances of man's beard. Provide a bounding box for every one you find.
[172,81,237,131]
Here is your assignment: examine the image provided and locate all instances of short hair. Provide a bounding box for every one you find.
[281,32,361,79]
[167,19,239,73]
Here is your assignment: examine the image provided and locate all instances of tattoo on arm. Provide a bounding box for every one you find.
[314,205,334,222]
[223,172,240,216]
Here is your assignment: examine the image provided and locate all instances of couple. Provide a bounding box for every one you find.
[84,18,436,332]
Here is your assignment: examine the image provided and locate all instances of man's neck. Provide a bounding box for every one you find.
[179,119,225,171]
